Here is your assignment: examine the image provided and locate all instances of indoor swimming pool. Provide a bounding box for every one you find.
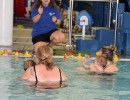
[0,56,130,100]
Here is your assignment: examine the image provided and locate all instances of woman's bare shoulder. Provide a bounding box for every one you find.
[104,63,118,73]
[109,64,118,70]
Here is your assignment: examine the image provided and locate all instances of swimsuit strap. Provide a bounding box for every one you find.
[58,68,62,85]
[33,66,38,85]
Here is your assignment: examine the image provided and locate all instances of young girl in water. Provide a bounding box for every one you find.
[76,55,107,74]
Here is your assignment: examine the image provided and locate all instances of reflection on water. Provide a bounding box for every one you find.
[0,56,130,100]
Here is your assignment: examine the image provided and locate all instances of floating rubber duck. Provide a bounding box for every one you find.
[113,54,119,62]
[2,50,8,56]
[24,51,31,57]
[15,51,19,56]
[77,53,82,61]
[96,51,100,56]
[3,50,8,55]
[19,52,24,56]
[0,51,3,55]
[63,53,68,60]
[12,51,15,55]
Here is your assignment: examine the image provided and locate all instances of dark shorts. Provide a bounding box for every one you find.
[32,29,57,45]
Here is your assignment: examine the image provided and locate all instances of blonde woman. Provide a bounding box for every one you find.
[21,45,67,84]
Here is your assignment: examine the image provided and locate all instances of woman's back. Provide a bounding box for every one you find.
[35,64,67,82]
[21,64,67,83]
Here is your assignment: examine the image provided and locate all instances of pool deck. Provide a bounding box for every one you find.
[53,55,130,61]
[1,27,130,61]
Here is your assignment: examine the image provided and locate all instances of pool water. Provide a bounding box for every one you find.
[0,56,130,100]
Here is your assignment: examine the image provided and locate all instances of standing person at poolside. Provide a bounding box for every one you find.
[21,45,67,84]
[31,0,65,51]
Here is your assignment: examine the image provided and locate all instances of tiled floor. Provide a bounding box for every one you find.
[13,27,33,51]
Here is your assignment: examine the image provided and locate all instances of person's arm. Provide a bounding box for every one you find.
[81,60,90,70]
[32,14,42,23]
[32,6,43,23]
[75,60,90,71]
[52,8,61,25]
[52,16,61,25]
[21,67,34,80]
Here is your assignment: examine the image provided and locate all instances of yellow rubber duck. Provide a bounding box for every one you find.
[12,51,15,55]
[15,51,19,56]
[96,51,100,56]
[0,51,3,55]
[24,51,31,57]
[77,53,82,61]
[19,52,23,56]
[3,50,8,54]
[113,54,119,62]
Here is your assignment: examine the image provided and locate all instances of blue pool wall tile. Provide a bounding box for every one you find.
[76,39,98,52]
[122,12,130,28]
[95,29,115,49]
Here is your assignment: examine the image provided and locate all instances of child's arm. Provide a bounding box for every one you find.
[75,60,90,71]
[81,60,90,70]
[21,67,34,80]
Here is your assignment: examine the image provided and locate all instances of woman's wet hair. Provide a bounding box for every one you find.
[35,45,54,70]
[101,47,114,62]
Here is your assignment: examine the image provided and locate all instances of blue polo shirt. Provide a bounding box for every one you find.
[31,5,61,38]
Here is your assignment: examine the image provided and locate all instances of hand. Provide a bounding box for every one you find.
[38,6,43,15]
[80,60,89,69]
[52,16,57,23]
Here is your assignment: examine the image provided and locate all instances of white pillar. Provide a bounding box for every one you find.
[0,0,13,46]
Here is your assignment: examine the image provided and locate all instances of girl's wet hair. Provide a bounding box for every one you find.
[35,45,54,70]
